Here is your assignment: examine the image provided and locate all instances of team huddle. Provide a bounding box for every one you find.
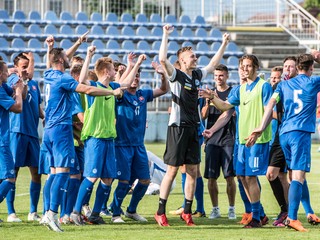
[0,24,320,233]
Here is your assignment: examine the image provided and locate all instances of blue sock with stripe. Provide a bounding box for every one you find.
[301,180,314,215]
[43,174,55,213]
[0,181,14,204]
[288,180,303,220]
[127,181,149,213]
[74,178,93,213]
[195,176,205,213]
[92,181,111,213]
[49,172,69,213]
[30,181,41,213]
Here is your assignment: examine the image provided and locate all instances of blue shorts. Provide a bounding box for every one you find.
[69,146,84,175]
[10,132,40,168]
[42,125,76,169]
[83,137,116,179]
[236,143,269,176]
[233,140,239,172]
[115,145,150,181]
[0,146,15,179]
[280,131,311,172]
[38,140,54,175]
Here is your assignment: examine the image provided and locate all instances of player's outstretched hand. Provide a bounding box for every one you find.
[151,61,165,75]
[127,52,136,68]
[46,35,54,48]
[163,24,174,35]
[222,33,230,44]
[245,129,263,147]
[77,30,89,45]
[137,54,147,65]
[198,87,213,99]
[87,45,96,57]
[202,129,214,139]
[311,49,320,63]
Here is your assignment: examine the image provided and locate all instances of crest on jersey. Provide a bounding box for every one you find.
[195,79,200,87]
[32,86,37,91]
[133,100,138,106]
[139,96,145,102]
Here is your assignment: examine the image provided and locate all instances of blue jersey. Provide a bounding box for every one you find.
[115,89,153,146]
[43,69,79,128]
[72,92,84,116]
[0,86,15,146]
[8,74,42,138]
[2,82,13,96]
[274,74,320,134]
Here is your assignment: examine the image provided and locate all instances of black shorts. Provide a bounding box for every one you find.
[163,126,200,167]
[204,144,235,179]
[269,141,286,172]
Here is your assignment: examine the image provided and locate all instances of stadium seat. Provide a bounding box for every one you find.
[140,83,152,90]
[194,15,206,24]
[195,28,207,38]
[44,10,58,21]
[60,24,73,35]
[44,24,58,35]
[28,24,42,35]
[76,11,88,21]
[106,26,119,35]
[91,25,104,35]
[75,25,88,35]
[121,26,134,36]
[11,38,25,49]
[12,23,26,34]
[179,15,191,24]
[33,52,42,63]
[108,53,120,61]
[196,42,210,52]
[92,39,105,50]
[150,13,161,23]
[135,13,148,23]
[227,56,239,70]
[198,56,210,66]
[0,23,10,34]
[0,52,8,62]
[13,10,26,20]
[140,71,153,79]
[209,28,223,41]
[136,26,149,36]
[182,41,194,48]
[106,39,120,50]
[170,28,179,37]
[60,39,73,49]
[152,41,161,51]
[121,13,133,22]
[0,10,9,20]
[0,38,9,49]
[137,40,150,51]
[106,12,118,22]
[91,53,103,64]
[168,55,178,64]
[165,14,177,24]
[167,41,179,51]
[10,52,19,63]
[28,38,42,50]
[225,42,243,57]
[153,55,159,63]
[181,27,193,37]
[121,40,135,51]
[151,26,162,37]
[91,12,102,22]
[211,42,221,52]
[78,42,88,51]
[220,58,226,65]
[28,11,41,21]
[60,11,73,21]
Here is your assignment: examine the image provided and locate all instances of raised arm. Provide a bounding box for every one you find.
[152,61,169,98]
[203,33,230,73]
[45,35,54,69]
[79,45,96,85]
[159,24,175,77]
[120,54,146,87]
[75,82,123,97]
[66,31,89,59]
[9,80,24,113]
[117,52,136,84]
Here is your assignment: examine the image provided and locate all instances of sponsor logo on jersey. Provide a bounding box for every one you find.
[32,85,37,91]
[139,96,145,102]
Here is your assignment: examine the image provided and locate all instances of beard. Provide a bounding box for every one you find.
[63,61,70,69]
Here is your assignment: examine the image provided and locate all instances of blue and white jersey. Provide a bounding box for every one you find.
[0,86,15,146]
[115,89,153,146]
[43,69,79,128]
[273,74,320,134]
[8,74,42,138]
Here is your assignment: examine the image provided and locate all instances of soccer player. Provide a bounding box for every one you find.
[41,47,123,232]
[199,54,273,228]
[246,53,320,232]
[70,46,145,225]
[6,52,44,223]
[201,64,236,220]
[0,61,24,220]
[110,61,169,223]
[154,24,230,227]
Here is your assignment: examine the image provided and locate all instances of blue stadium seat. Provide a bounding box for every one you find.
[140,83,152,90]
[28,11,41,21]
[92,39,105,50]
[165,14,177,24]
[60,24,73,35]
[225,42,243,57]
[167,41,179,51]
[227,56,239,70]
[91,25,104,35]
[181,27,193,37]
[136,26,149,36]
[151,26,162,37]
[0,38,9,48]
[0,10,9,19]
[78,42,88,51]
[0,52,8,62]
[153,55,159,63]
[108,54,119,61]
[106,26,119,35]
[11,38,25,49]
[152,41,161,51]
[179,15,191,24]
[28,24,42,35]
[0,23,10,34]
[150,13,161,23]
[91,53,103,64]
[33,53,42,63]
[60,11,73,21]
[211,42,221,52]
[198,56,210,66]
[182,41,194,48]
[121,13,133,22]
[121,26,134,36]
[195,28,207,38]
[60,39,73,49]
[106,12,118,22]
[209,28,223,41]
[13,10,26,20]
[10,52,19,63]
[137,40,150,51]
[12,23,26,34]
[140,71,153,79]
[168,55,178,64]
[220,58,226,65]
[170,28,179,37]
[76,11,88,21]
[28,38,42,50]
[75,25,88,35]
[44,11,58,21]
[121,40,135,51]
[196,42,210,52]
[106,40,120,49]
[91,12,102,22]
[194,15,206,24]
[135,13,148,23]
[44,24,58,35]
[141,55,152,67]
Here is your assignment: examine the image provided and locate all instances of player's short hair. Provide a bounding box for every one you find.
[113,61,126,71]
[239,54,260,70]
[215,64,229,73]
[297,54,314,71]
[88,70,98,82]
[13,52,29,66]
[0,56,3,61]
[94,57,113,76]
[177,46,193,58]
[271,66,283,73]
[70,64,82,77]
[283,56,297,64]
[71,55,84,65]
[49,48,65,64]
[0,61,6,72]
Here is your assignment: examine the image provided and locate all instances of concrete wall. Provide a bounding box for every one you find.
[145,111,169,142]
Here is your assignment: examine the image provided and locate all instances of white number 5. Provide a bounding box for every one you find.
[293,89,303,114]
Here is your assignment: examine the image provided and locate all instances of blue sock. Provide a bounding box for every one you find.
[43,174,55,213]
[74,178,94,213]
[30,181,41,213]
[301,180,314,215]
[65,178,80,216]
[0,181,14,204]
[195,176,205,213]
[260,203,265,217]
[238,179,251,213]
[6,184,15,214]
[127,181,148,213]
[50,172,69,213]
[92,181,111,213]
[112,182,130,216]
[60,179,69,217]
[101,184,112,211]
[181,173,186,208]
[288,180,303,220]
[251,201,260,221]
